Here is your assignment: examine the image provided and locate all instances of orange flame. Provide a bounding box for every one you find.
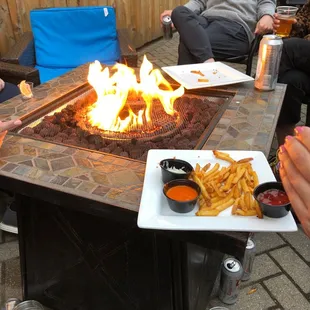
[87,55,184,132]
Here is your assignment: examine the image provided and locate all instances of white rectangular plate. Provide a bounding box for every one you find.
[162,62,254,89]
[138,150,297,232]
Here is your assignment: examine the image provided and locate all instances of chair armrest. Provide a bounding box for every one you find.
[0,61,40,86]
[117,29,138,67]
[1,32,36,67]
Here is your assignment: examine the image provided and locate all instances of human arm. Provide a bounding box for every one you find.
[0,119,22,147]
[0,79,5,91]
[278,126,310,237]
[255,0,276,34]
[160,0,206,25]
[184,0,207,15]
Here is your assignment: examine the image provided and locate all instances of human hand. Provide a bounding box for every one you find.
[272,13,297,33]
[255,15,274,34]
[0,79,5,91]
[160,10,174,27]
[278,126,310,237]
[0,119,22,147]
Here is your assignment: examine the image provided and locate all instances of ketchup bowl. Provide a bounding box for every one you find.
[163,179,201,213]
[253,182,291,218]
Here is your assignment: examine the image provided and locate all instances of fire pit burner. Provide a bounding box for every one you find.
[20,89,228,161]
[75,92,185,141]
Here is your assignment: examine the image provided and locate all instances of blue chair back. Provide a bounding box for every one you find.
[30,6,120,83]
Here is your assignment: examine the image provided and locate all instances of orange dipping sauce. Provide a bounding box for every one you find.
[166,185,198,201]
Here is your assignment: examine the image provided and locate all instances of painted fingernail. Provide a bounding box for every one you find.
[279,145,286,154]
[285,135,293,143]
[294,126,304,136]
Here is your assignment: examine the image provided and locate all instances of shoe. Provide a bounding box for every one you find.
[0,202,18,234]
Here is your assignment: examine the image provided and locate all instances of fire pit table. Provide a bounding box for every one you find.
[0,63,286,310]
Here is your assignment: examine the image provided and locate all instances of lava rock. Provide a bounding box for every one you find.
[101,147,112,154]
[181,129,192,139]
[140,152,148,161]
[129,148,142,159]
[87,134,103,147]
[112,146,123,156]
[40,128,50,137]
[21,127,34,135]
[181,96,190,106]
[120,151,129,158]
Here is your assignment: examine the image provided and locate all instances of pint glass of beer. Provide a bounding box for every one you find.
[276,6,298,37]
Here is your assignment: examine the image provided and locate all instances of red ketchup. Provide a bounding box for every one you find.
[257,189,289,206]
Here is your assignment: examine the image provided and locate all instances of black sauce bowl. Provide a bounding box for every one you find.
[159,158,194,184]
[163,179,201,213]
[253,182,291,218]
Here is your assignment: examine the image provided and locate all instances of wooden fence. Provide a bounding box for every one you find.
[0,0,187,57]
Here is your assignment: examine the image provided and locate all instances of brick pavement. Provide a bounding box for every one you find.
[0,33,309,310]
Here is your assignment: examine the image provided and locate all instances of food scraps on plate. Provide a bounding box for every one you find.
[190,68,218,83]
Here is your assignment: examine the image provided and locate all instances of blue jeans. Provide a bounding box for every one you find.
[0,82,20,103]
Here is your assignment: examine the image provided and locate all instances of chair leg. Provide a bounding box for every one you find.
[245,34,262,77]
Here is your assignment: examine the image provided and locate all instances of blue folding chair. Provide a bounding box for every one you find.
[1,6,137,85]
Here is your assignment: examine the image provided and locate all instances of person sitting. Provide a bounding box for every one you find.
[160,0,275,65]
[0,79,21,234]
[0,79,20,103]
[278,126,310,238]
[273,0,310,145]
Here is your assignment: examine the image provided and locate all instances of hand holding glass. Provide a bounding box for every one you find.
[276,6,298,37]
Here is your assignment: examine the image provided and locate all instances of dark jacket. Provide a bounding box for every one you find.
[291,0,310,40]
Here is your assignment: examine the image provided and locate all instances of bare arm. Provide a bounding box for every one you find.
[184,0,207,15]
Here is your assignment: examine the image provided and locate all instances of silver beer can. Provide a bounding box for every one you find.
[241,238,256,281]
[5,298,21,310]
[162,15,173,40]
[255,34,283,91]
[13,300,44,310]
[218,258,243,305]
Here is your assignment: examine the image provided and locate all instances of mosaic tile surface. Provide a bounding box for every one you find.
[0,136,145,212]
[0,65,286,212]
[202,83,286,154]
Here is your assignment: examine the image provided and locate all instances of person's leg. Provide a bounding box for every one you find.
[207,19,249,59]
[279,38,310,77]
[276,69,310,145]
[171,6,213,64]
[0,82,20,103]
[177,41,196,65]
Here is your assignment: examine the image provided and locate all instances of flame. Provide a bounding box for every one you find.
[87,56,184,132]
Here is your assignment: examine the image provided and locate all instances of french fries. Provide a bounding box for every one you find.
[190,70,205,77]
[198,78,210,83]
[213,150,235,164]
[191,151,263,218]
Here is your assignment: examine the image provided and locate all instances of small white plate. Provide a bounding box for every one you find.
[162,62,254,89]
[137,150,297,232]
